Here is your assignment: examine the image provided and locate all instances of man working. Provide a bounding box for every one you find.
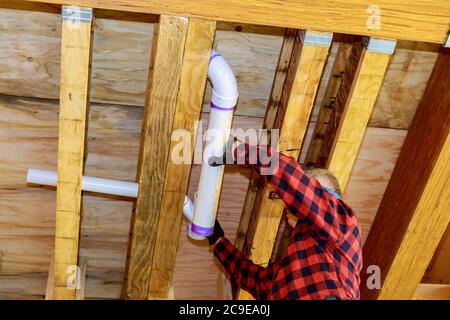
[206,143,362,300]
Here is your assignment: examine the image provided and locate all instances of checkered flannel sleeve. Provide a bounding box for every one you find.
[214,237,276,299]
[234,144,356,244]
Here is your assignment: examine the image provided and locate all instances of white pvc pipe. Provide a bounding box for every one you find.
[188,50,238,238]
[27,168,138,198]
[183,196,205,240]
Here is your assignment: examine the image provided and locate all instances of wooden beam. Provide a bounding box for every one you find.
[304,38,363,168]
[147,18,216,299]
[423,224,450,285]
[45,255,55,300]
[270,38,365,264]
[53,6,93,300]
[25,0,450,43]
[361,48,450,300]
[1,0,60,13]
[263,29,298,132]
[75,257,87,300]
[2,0,159,23]
[238,30,332,299]
[413,284,450,300]
[217,272,233,300]
[326,38,394,189]
[122,15,189,300]
[46,256,87,299]
[235,29,297,251]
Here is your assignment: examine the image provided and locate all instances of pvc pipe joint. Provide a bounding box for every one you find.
[187,50,239,239]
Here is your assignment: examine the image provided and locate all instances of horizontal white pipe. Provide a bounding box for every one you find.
[189,50,238,239]
[27,168,138,198]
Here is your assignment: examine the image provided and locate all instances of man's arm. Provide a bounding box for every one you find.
[213,237,276,300]
[233,144,356,244]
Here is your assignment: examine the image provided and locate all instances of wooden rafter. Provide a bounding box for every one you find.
[326,38,395,189]
[413,284,450,300]
[235,28,297,251]
[304,37,362,168]
[47,255,87,300]
[237,30,332,299]
[2,0,159,23]
[423,224,450,285]
[23,0,450,44]
[53,6,93,300]
[122,15,189,300]
[361,48,450,300]
[147,18,216,299]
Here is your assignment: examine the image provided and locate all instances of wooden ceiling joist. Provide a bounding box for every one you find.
[413,284,450,300]
[423,224,450,285]
[24,0,450,44]
[235,28,297,252]
[53,5,93,300]
[122,15,189,300]
[147,18,216,300]
[361,48,450,300]
[326,38,395,189]
[1,0,448,302]
[45,256,87,300]
[2,0,159,23]
[237,30,333,299]
[304,38,363,168]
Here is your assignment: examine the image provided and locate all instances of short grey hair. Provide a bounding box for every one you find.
[303,167,343,197]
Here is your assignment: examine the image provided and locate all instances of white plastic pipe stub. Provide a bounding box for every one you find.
[183,196,205,240]
[27,168,138,198]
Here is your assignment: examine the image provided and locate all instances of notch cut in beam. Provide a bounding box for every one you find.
[53,5,93,300]
[237,30,332,300]
[24,0,450,43]
[122,15,189,300]
[147,18,216,300]
[361,48,450,300]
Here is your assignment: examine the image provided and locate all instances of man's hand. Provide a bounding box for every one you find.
[207,220,225,246]
[208,139,241,167]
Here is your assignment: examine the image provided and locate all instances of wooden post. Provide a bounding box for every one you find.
[123,15,189,300]
[147,18,216,299]
[361,48,450,300]
[53,5,93,300]
[237,30,332,299]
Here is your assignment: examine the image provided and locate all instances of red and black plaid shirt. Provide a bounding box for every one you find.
[214,144,362,300]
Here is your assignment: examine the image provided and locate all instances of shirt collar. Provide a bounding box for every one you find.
[324,186,342,200]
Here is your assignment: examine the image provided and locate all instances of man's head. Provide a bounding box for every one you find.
[303,168,342,197]
[286,168,342,228]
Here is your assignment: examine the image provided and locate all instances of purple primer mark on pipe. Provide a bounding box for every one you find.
[210,52,222,61]
[191,223,214,237]
[210,102,235,112]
